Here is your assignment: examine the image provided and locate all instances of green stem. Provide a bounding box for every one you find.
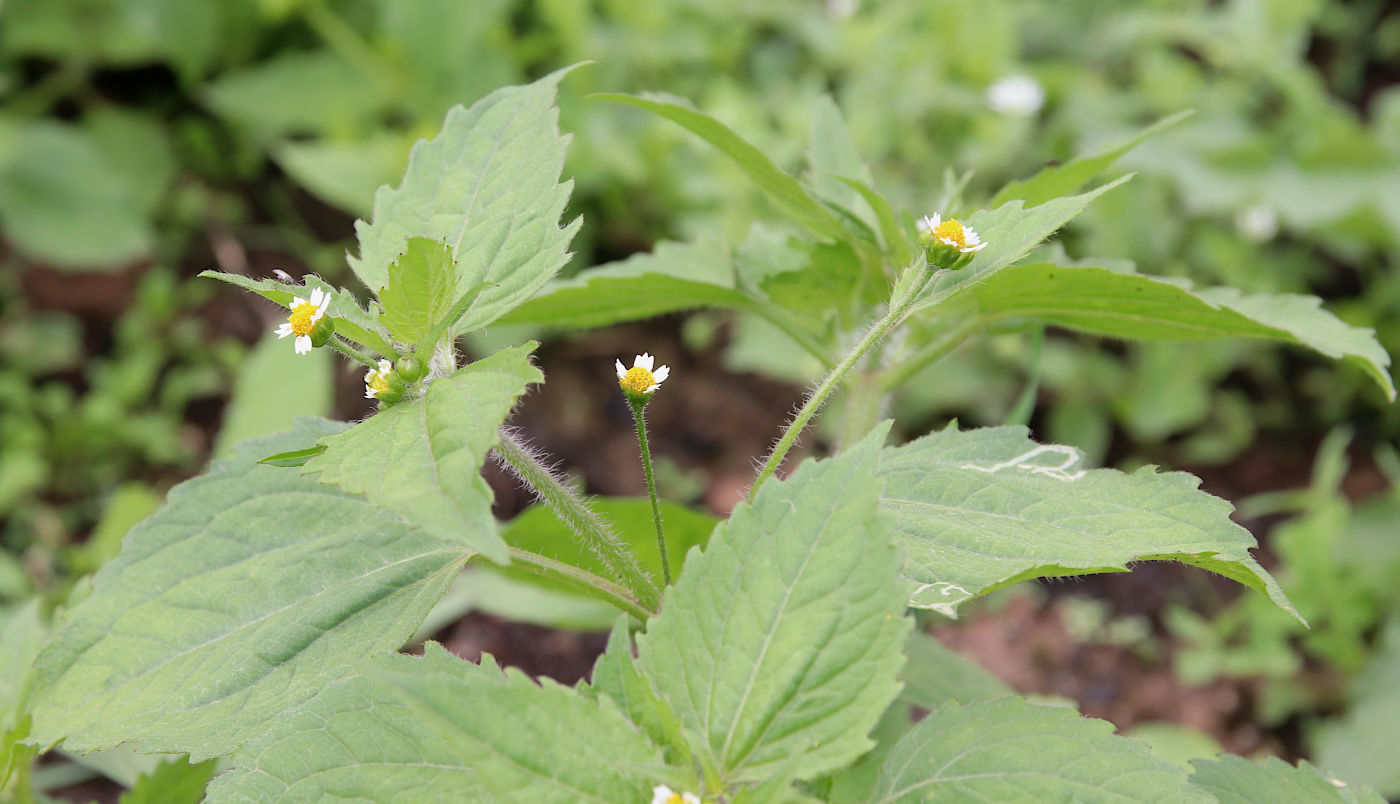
[630,398,671,586]
[878,313,981,393]
[503,548,654,622]
[492,429,661,609]
[748,306,902,501]
[1003,326,1044,427]
[328,336,379,369]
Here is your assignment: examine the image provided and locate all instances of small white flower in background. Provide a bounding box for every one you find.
[652,785,701,804]
[826,0,859,18]
[986,74,1045,117]
[616,352,670,396]
[917,213,988,253]
[363,360,394,400]
[1235,204,1278,242]
[274,287,330,355]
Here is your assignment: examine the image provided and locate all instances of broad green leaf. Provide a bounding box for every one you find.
[274,135,409,217]
[881,425,1302,623]
[1188,756,1385,804]
[119,758,215,804]
[639,426,912,784]
[501,239,754,327]
[213,330,333,459]
[378,238,459,346]
[0,600,45,729]
[871,697,1203,803]
[899,632,1011,709]
[502,497,717,591]
[305,344,542,563]
[587,619,690,766]
[906,177,1131,318]
[208,645,666,803]
[839,177,913,266]
[807,95,872,216]
[351,69,581,334]
[199,271,395,357]
[27,420,470,760]
[202,50,387,138]
[597,92,843,239]
[990,111,1193,208]
[417,567,619,633]
[737,226,863,318]
[943,261,1395,400]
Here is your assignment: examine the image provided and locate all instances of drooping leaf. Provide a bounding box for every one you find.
[500,239,753,327]
[27,420,471,760]
[199,271,394,357]
[871,697,1203,803]
[305,343,542,564]
[638,425,912,784]
[906,177,1131,318]
[940,261,1395,399]
[378,237,459,346]
[209,645,667,803]
[880,424,1302,623]
[1188,755,1385,804]
[990,111,1193,208]
[351,69,581,333]
[597,92,843,239]
[119,757,216,804]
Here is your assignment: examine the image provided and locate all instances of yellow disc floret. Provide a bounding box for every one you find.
[620,366,657,395]
[932,218,971,250]
[286,303,318,337]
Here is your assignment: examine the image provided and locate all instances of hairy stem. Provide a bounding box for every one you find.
[328,336,380,368]
[630,398,671,586]
[503,548,654,622]
[492,429,661,609]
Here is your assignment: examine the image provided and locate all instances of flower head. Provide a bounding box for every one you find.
[364,359,395,400]
[652,786,701,804]
[274,287,331,355]
[986,74,1045,117]
[616,353,670,397]
[917,213,987,254]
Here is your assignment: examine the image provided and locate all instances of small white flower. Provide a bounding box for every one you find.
[652,785,701,804]
[274,287,330,355]
[616,352,670,396]
[917,213,988,253]
[1235,204,1278,242]
[986,74,1045,117]
[364,359,394,399]
[826,0,859,18]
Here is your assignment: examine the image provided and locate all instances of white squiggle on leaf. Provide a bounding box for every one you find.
[909,581,971,617]
[960,444,1087,482]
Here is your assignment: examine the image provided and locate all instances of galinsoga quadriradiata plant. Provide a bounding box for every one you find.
[8,68,1394,803]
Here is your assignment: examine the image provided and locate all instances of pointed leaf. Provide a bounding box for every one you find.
[881,425,1302,623]
[597,92,843,238]
[872,697,1204,803]
[306,344,542,564]
[807,94,872,215]
[378,237,459,346]
[991,111,1193,207]
[638,426,913,784]
[208,645,665,803]
[27,421,470,760]
[1188,756,1385,804]
[200,271,394,356]
[587,619,690,765]
[351,69,580,333]
[119,758,215,804]
[946,261,1394,399]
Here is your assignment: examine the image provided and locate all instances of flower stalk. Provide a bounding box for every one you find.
[630,395,671,586]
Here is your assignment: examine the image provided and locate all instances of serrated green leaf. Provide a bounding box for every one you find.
[199,271,394,356]
[906,177,1131,318]
[587,619,690,766]
[991,111,1193,208]
[209,644,666,803]
[305,344,542,564]
[119,758,215,804]
[501,239,754,327]
[1188,756,1385,804]
[378,238,459,345]
[27,420,470,760]
[597,92,843,239]
[881,425,1302,623]
[944,261,1395,399]
[871,697,1204,803]
[351,69,580,334]
[638,425,912,784]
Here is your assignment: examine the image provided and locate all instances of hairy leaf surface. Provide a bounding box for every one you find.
[639,426,912,784]
[881,425,1301,622]
[28,421,469,759]
[306,344,541,563]
[351,69,580,333]
[378,237,460,346]
[871,697,1203,803]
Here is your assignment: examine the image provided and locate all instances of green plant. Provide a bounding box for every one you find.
[5,68,1394,803]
